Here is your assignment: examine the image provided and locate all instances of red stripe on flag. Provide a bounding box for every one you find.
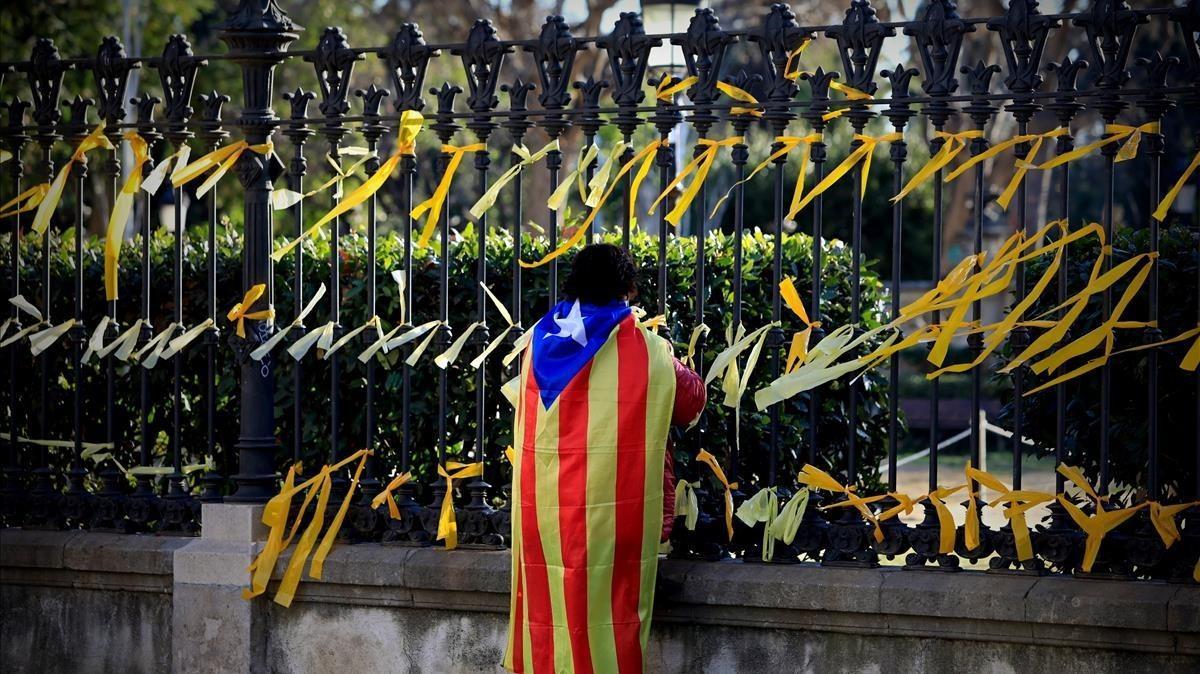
[520,371,555,674]
[611,317,648,674]
[559,361,594,674]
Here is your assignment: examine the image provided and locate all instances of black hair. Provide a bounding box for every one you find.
[562,243,637,305]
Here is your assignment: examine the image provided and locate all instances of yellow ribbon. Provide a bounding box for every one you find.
[470,140,559,219]
[710,134,822,221]
[736,486,779,561]
[966,463,1054,561]
[412,142,486,249]
[434,322,481,369]
[521,139,668,268]
[29,319,76,356]
[1035,122,1159,170]
[226,284,275,340]
[802,464,892,543]
[1153,149,1200,222]
[31,124,114,237]
[171,139,274,198]
[470,283,519,369]
[1056,463,1146,573]
[251,283,327,361]
[160,318,215,360]
[271,147,372,210]
[436,461,484,550]
[1149,501,1199,549]
[780,277,819,373]
[789,132,903,217]
[546,144,599,213]
[891,130,983,203]
[696,449,737,541]
[683,323,710,371]
[715,81,762,117]
[0,183,50,220]
[650,136,743,227]
[104,132,149,300]
[655,75,695,102]
[371,471,414,520]
[273,112,423,261]
[782,40,813,81]
[938,128,1070,211]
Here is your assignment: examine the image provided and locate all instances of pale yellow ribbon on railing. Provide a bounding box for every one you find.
[1153,149,1200,222]
[437,461,484,550]
[585,141,628,209]
[287,322,335,361]
[706,322,773,458]
[160,318,216,360]
[0,183,50,220]
[413,142,485,249]
[252,283,327,361]
[547,145,599,214]
[890,130,983,203]
[1,294,46,348]
[371,471,414,520]
[674,480,699,532]
[710,134,823,221]
[696,449,737,541]
[359,271,410,364]
[132,322,178,369]
[29,318,76,356]
[1,431,112,454]
[96,318,143,361]
[1056,464,1146,573]
[923,484,967,554]
[521,139,669,268]
[736,486,779,561]
[81,316,111,363]
[782,39,813,81]
[273,111,424,261]
[31,124,114,237]
[1034,122,1159,170]
[649,136,743,227]
[1149,500,1199,549]
[226,283,275,340]
[470,140,559,219]
[322,316,382,359]
[378,319,441,366]
[243,448,372,607]
[142,145,191,196]
[104,132,151,300]
[434,322,481,370]
[470,283,520,369]
[683,323,710,371]
[789,132,903,216]
[271,147,372,210]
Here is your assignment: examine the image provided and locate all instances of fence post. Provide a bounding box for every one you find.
[219,0,299,502]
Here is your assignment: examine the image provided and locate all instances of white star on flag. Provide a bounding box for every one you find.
[545,300,588,347]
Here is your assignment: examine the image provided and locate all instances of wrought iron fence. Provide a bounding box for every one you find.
[1,0,1199,581]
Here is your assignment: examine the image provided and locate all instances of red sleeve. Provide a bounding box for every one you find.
[671,357,706,427]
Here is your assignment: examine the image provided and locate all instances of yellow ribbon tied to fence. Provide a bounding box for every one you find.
[470,140,559,219]
[1035,122,1159,170]
[789,132,903,217]
[941,128,1070,211]
[696,449,737,541]
[371,471,414,520]
[274,111,424,261]
[171,138,274,198]
[105,132,150,300]
[715,80,763,117]
[251,284,327,361]
[780,277,819,372]
[437,461,483,550]
[0,184,50,220]
[649,136,743,227]
[242,448,372,607]
[801,464,889,543]
[413,142,485,249]
[31,124,114,237]
[891,129,983,203]
[227,283,274,339]
[965,463,1054,562]
[710,133,823,221]
[521,138,669,268]
[271,147,372,210]
[674,480,699,532]
[1055,464,1146,573]
[1153,149,1200,222]
[736,486,779,561]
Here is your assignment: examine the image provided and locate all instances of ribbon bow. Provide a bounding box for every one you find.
[964,463,1055,561]
[470,140,558,219]
[227,284,274,339]
[1036,121,1159,170]
[716,81,762,117]
[1056,464,1146,573]
[371,471,414,520]
[801,464,893,543]
[104,132,151,300]
[437,461,484,550]
[696,449,738,541]
[172,138,274,198]
[650,136,743,227]
[31,124,114,237]
[252,283,328,361]
[271,147,373,210]
[413,142,486,249]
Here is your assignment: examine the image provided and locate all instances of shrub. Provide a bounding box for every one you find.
[4,224,893,495]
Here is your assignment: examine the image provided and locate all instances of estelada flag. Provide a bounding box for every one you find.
[504,299,677,674]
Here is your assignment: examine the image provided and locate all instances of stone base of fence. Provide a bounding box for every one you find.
[2,504,1198,673]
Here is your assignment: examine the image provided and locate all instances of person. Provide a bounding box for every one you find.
[503,243,705,674]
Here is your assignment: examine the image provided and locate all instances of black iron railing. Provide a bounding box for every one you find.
[1,0,1198,581]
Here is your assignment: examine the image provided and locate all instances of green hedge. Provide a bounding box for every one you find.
[4,225,893,494]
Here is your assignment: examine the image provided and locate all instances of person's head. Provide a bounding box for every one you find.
[563,243,638,305]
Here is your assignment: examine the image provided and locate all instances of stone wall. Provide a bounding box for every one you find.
[2,505,1198,673]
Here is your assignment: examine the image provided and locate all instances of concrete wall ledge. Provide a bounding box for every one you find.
[3,528,1199,668]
